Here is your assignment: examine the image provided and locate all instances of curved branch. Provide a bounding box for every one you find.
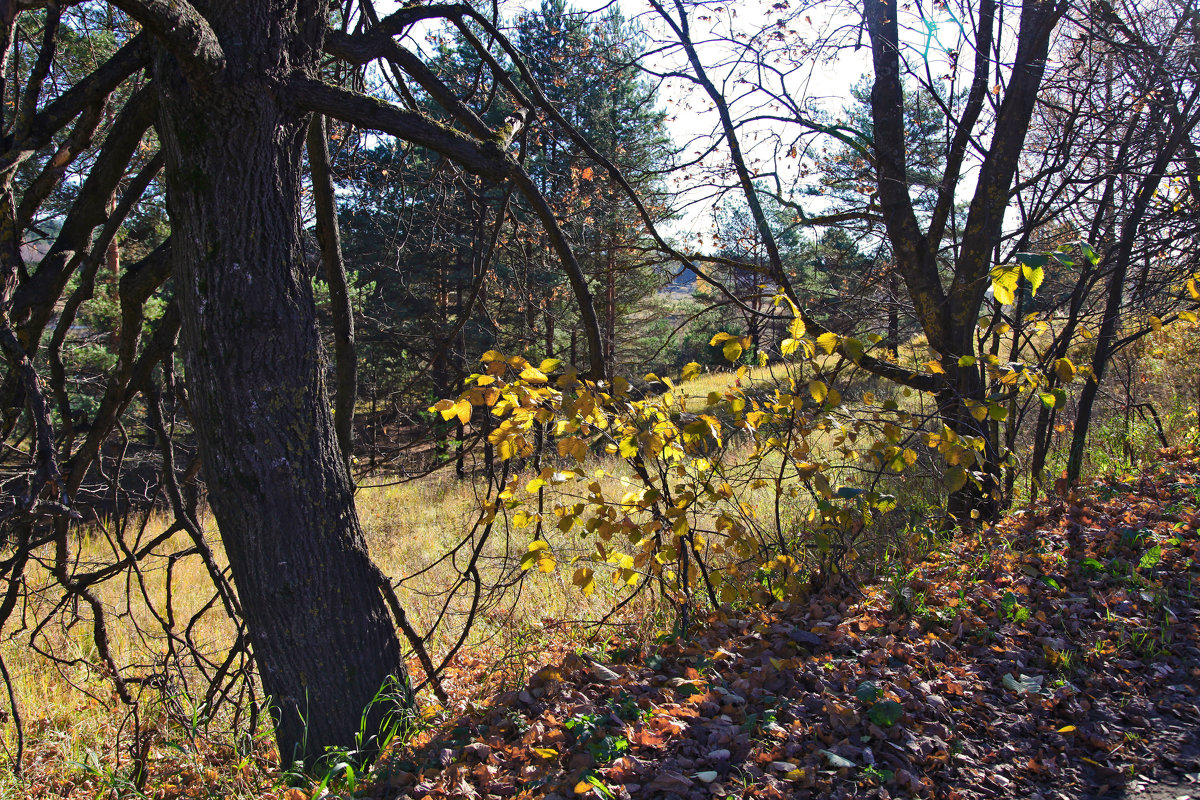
[108,0,224,77]
[288,76,606,376]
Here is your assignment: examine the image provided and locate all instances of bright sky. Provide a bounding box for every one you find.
[379,0,976,241]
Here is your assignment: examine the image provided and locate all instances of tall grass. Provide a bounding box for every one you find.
[0,462,673,798]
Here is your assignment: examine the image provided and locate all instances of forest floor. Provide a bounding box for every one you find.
[8,447,1200,800]
[362,447,1200,800]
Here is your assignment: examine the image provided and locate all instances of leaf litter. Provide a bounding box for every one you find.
[369,447,1200,800]
[14,449,1200,799]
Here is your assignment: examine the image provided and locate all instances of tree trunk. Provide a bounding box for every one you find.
[151,2,407,765]
[939,365,1002,525]
[886,271,899,358]
[605,242,616,371]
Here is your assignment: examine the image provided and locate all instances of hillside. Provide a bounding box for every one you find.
[368,449,1200,800]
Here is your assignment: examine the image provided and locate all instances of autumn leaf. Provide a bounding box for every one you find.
[520,366,549,384]
[572,566,596,596]
[1054,358,1076,383]
[816,331,839,354]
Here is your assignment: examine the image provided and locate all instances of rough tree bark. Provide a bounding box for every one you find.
[148,1,405,764]
[1,0,610,767]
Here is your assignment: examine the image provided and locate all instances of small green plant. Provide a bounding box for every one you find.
[588,734,630,763]
[565,712,628,764]
[1138,545,1163,571]
[887,565,920,615]
[1000,591,1031,623]
[860,763,895,785]
[607,692,648,722]
[564,713,602,741]
[285,674,421,794]
[854,681,882,704]
[1124,628,1166,659]
[69,749,147,799]
[577,771,616,798]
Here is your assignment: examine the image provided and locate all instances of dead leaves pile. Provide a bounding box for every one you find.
[372,448,1200,800]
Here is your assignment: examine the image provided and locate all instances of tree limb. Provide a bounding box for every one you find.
[108,0,224,77]
[289,76,606,376]
[306,114,355,470]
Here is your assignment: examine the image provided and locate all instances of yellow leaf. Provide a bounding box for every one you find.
[520,366,549,384]
[521,540,556,573]
[574,781,594,795]
[681,362,701,382]
[430,398,456,419]
[841,336,864,363]
[1188,278,1199,299]
[1054,358,1076,383]
[944,466,969,493]
[557,436,588,462]
[533,747,559,759]
[990,263,1020,305]
[455,399,472,425]
[816,331,839,354]
[1020,262,1045,295]
[539,358,562,373]
[926,359,945,375]
[480,350,505,362]
[722,339,743,363]
[1057,725,1076,734]
[809,380,827,403]
[619,437,638,459]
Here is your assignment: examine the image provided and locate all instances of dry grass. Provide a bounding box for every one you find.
[0,349,951,797]
[0,461,675,798]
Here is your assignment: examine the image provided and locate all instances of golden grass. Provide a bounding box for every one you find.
[0,462,678,798]
[0,339,956,797]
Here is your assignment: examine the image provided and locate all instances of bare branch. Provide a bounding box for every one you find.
[306,115,355,469]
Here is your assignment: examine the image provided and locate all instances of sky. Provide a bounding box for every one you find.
[375,0,973,241]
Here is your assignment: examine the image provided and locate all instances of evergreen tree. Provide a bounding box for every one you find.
[514,0,674,373]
